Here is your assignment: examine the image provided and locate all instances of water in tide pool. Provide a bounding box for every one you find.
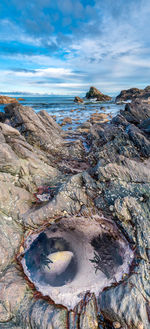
[0,95,125,130]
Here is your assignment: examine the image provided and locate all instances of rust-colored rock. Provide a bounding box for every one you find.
[90,112,109,124]
[0,95,18,104]
[61,117,72,125]
[74,96,84,103]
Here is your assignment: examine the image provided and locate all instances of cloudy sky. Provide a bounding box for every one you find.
[0,0,150,95]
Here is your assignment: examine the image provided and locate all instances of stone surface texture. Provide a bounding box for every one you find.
[74,96,84,103]
[0,100,149,329]
[86,87,112,102]
[116,85,150,102]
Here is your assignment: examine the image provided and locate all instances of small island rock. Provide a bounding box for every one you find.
[86,86,112,102]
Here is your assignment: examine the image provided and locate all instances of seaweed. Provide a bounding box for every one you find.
[89,251,101,273]
[90,233,123,279]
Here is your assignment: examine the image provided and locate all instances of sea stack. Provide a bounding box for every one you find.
[86,86,112,101]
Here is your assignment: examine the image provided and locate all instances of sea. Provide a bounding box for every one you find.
[0,95,125,130]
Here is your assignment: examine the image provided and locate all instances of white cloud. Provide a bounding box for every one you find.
[13,67,84,78]
[1,0,150,94]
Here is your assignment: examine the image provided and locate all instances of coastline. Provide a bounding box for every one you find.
[0,95,124,130]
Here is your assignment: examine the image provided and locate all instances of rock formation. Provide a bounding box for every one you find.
[0,95,18,104]
[18,97,25,101]
[116,85,150,103]
[61,116,72,125]
[0,100,149,329]
[74,96,84,103]
[86,86,112,101]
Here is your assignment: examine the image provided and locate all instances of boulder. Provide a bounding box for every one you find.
[61,117,72,125]
[3,103,85,164]
[74,96,84,103]
[4,103,64,153]
[90,112,109,124]
[86,86,111,101]
[120,100,150,124]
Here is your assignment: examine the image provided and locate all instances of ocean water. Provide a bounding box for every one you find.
[0,95,125,130]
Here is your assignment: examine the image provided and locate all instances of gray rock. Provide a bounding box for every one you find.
[120,101,150,124]
[0,99,149,329]
[115,85,150,102]
[86,86,111,101]
[139,118,150,134]
[127,124,150,157]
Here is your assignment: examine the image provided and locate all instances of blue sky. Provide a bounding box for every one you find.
[0,0,150,95]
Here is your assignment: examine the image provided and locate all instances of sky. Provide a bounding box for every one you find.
[0,0,150,95]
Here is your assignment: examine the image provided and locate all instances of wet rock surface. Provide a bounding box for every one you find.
[115,85,150,103]
[74,96,84,103]
[0,100,149,329]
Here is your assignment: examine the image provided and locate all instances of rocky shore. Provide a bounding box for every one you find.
[86,86,112,102]
[0,99,149,329]
[0,95,18,104]
[115,86,150,103]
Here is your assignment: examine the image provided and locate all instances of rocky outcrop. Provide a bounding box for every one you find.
[85,101,150,328]
[3,103,85,164]
[0,95,18,104]
[0,100,149,329]
[116,85,150,103]
[86,86,112,101]
[74,96,84,103]
[17,98,25,101]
